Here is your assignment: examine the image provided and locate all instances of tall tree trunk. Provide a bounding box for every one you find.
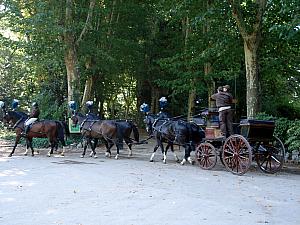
[244,36,260,118]
[229,0,266,118]
[64,0,79,103]
[184,15,195,121]
[81,76,93,108]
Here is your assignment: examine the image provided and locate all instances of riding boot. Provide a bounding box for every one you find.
[24,125,30,136]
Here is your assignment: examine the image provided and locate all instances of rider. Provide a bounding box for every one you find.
[210,85,233,137]
[85,100,100,119]
[24,102,40,136]
[11,99,19,111]
[157,97,169,119]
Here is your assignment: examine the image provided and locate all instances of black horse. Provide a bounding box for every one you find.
[144,113,204,164]
[71,113,139,159]
[2,110,69,157]
[144,114,178,163]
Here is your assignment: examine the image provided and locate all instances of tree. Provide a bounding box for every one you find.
[228,0,266,118]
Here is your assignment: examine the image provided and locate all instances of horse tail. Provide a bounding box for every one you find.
[62,121,70,137]
[130,121,139,142]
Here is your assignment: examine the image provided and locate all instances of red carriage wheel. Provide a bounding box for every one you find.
[255,136,285,174]
[222,134,252,175]
[195,143,217,170]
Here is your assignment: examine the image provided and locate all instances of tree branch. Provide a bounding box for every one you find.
[228,0,248,38]
[76,0,96,45]
[253,0,267,34]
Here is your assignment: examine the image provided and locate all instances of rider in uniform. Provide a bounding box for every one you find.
[157,97,169,119]
[24,102,40,136]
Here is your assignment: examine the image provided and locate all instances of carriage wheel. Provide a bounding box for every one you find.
[195,143,217,170]
[255,136,285,174]
[222,134,252,175]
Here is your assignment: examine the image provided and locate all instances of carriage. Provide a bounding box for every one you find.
[193,109,285,175]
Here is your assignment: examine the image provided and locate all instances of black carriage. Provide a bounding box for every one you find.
[193,110,285,175]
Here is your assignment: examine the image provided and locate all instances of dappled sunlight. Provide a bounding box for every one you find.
[0,168,27,177]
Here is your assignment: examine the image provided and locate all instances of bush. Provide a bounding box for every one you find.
[286,120,300,152]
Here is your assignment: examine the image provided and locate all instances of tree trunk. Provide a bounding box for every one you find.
[81,76,93,108]
[64,0,79,103]
[228,0,266,118]
[244,36,260,118]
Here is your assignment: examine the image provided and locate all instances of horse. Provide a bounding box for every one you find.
[143,113,179,163]
[144,113,205,164]
[2,111,69,157]
[71,113,136,159]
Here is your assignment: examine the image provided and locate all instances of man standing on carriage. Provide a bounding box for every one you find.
[24,102,40,136]
[210,85,234,137]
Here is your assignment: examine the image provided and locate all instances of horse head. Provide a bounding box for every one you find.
[70,112,88,127]
[2,111,27,128]
[144,114,157,135]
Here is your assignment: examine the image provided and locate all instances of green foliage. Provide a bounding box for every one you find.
[255,112,299,153]
[286,120,300,152]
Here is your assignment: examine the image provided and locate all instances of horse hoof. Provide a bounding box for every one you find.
[93,155,98,159]
[60,153,64,157]
[115,155,119,160]
[24,153,27,156]
[31,154,34,157]
[47,154,51,157]
[176,159,180,163]
[8,154,12,157]
[80,155,84,158]
[163,161,167,164]
[149,159,154,162]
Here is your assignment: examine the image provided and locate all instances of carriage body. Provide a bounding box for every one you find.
[194,111,285,175]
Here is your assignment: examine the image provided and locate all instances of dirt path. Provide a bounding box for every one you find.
[0,138,300,225]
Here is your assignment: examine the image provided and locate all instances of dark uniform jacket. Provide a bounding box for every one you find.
[30,107,40,118]
[211,92,233,108]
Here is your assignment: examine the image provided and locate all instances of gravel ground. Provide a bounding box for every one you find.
[0,136,300,225]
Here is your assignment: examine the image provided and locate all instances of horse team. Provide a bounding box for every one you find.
[1,109,205,165]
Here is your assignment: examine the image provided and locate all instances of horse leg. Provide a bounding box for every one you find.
[105,141,113,158]
[9,135,21,157]
[150,144,159,162]
[115,141,120,160]
[81,137,88,158]
[125,138,133,157]
[28,138,35,157]
[170,144,180,163]
[24,139,29,156]
[160,142,167,164]
[181,145,193,165]
[91,139,98,158]
[47,141,56,157]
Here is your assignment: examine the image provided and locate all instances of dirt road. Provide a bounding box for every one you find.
[0,139,300,225]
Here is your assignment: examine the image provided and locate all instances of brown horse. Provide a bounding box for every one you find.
[2,111,69,157]
[71,113,138,159]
